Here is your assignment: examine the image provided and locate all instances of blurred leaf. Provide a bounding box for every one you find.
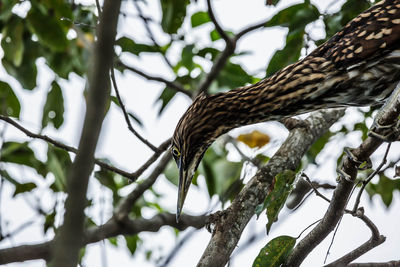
[191,11,210,27]
[354,122,369,140]
[108,237,118,247]
[1,15,24,67]
[266,0,281,5]
[306,130,333,164]
[117,37,159,55]
[266,28,304,76]
[181,44,195,72]
[125,235,141,255]
[160,0,189,34]
[1,142,47,176]
[44,209,56,234]
[2,38,39,90]
[27,7,68,51]
[95,167,128,204]
[210,29,234,42]
[42,81,64,129]
[13,182,37,197]
[265,3,319,31]
[156,87,177,115]
[366,174,400,208]
[237,130,270,149]
[216,62,254,91]
[255,170,296,233]
[47,146,72,192]
[164,159,179,187]
[197,47,220,61]
[252,235,296,267]
[0,0,18,21]
[0,80,21,118]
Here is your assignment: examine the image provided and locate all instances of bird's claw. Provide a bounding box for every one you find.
[368,120,400,142]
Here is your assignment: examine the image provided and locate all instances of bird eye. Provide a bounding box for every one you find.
[172,147,180,158]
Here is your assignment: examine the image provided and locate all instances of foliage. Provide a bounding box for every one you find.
[0,0,398,266]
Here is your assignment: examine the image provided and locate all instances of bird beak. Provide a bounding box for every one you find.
[176,158,195,222]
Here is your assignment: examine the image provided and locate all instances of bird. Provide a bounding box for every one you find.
[172,0,400,220]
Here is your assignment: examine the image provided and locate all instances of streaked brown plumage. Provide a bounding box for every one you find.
[172,0,400,219]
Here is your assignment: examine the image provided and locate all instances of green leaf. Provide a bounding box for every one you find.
[108,237,118,247]
[265,3,320,31]
[117,37,159,55]
[0,0,18,21]
[27,7,68,51]
[256,170,297,233]
[95,167,128,204]
[0,81,21,118]
[191,11,210,28]
[164,159,179,187]
[181,44,195,71]
[42,81,64,129]
[1,15,24,66]
[125,235,141,255]
[2,38,39,90]
[44,209,56,234]
[47,146,72,192]
[366,175,400,208]
[13,182,36,196]
[266,28,304,76]
[156,87,177,115]
[252,235,296,267]
[160,0,190,34]
[216,62,254,91]
[306,131,333,164]
[1,142,47,177]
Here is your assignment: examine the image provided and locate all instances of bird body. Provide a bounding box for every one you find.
[172,0,400,219]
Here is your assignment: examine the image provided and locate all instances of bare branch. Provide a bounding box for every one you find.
[118,61,192,97]
[110,68,159,152]
[49,0,122,266]
[116,152,172,217]
[348,260,400,266]
[325,211,386,266]
[285,85,400,266]
[0,213,206,265]
[0,115,141,181]
[197,108,345,267]
[196,17,268,95]
[352,143,391,213]
[132,0,173,69]
[206,0,232,44]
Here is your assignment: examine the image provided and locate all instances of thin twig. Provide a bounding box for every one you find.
[132,0,173,68]
[110,68,159,152]
[302,173,331,203]
[0,115,170,182]
[118,61,192,97]
[352,143,391,213]
[206,0,232,44]
[325,210,386,266]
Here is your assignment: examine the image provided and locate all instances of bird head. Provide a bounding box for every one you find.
[172,92,229,221]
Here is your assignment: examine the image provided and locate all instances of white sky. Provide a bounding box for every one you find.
[1,0,400,266]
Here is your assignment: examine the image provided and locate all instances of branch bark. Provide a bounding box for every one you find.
[0,213,206,265]
[49,1,122,266]
[285,84,400,266]
[197,108,345,267]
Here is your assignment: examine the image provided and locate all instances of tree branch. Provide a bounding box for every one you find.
[110,68,159,152]
[196,16,269,95]
[49,0,122,266]
[0,115,169,182]
[196,108,345,267]
[284,84,400,266]
[325,210,385,266]
[0,212,206,265]
[118,61,192,97]
[206,0,232,44]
